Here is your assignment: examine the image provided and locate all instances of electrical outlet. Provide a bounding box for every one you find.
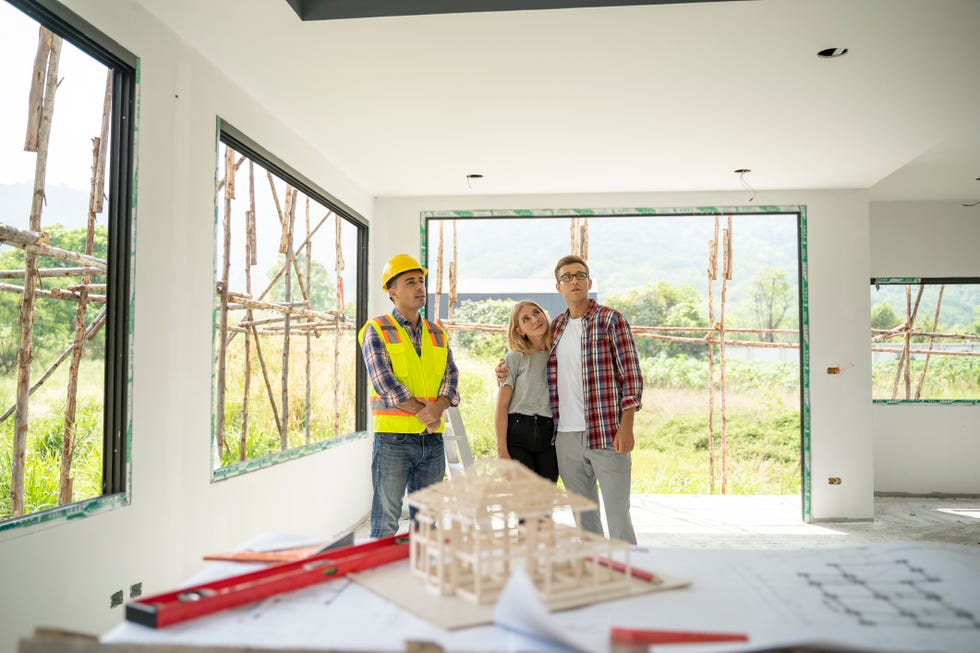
[828,477,842,485]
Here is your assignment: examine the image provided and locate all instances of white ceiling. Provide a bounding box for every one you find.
[132,0,980,201]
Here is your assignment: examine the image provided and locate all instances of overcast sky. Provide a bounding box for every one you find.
[1,1,110,197]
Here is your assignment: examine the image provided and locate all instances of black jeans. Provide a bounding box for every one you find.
[507,413,559,482]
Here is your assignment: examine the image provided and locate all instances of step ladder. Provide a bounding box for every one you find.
[443,406,473,478]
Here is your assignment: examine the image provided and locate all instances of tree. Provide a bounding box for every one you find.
[0,224,108,371]
[452,298,512,359]
[606,282,707,359]
[871,302,901,331]
[266,254,337,310]
[749,268,794,342]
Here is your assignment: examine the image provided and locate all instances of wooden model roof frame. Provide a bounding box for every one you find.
[407,459,633,605]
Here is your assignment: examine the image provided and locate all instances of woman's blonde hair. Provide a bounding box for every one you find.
[506,300,551,353]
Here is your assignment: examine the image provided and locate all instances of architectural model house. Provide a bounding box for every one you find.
[407,459,633,605]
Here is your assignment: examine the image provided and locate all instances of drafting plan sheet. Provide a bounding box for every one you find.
[104,537,980,653]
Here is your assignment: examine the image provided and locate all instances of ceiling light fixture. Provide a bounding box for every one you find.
[734,169,755,202]
[964,177,980,206]
[817,47,849,59]
[465,173,483,190]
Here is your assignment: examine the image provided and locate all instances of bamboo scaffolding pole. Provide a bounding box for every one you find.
[12,29,61,517]
[23,26,51,152]
[250,324,282,437]
[872,346,979,358]
[448,221,458,321]
[0,282,106,304]
[222,291,343,321]
[434,221,444,321]
[0,310,105,423]
[891,284,924,400]
[0,223,107,270]
[333,211,344,436]
[228,322,354,335]
[215,146,235,459]
[249,214,329,307]
[707,217,719,494]
[580,218,589,260]
[305,197,312,445]
[0,267,102,279]
[873,329,979,341]
[266,173,310,304]
[60,73,111,505]
[215,155,245,192]
[279,188,297,450]
[240,161,256,461]
[65,283,106,291]
[914,285,945,400]
[719,218,732,494]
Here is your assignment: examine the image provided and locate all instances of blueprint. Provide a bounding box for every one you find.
[103,537,980,653]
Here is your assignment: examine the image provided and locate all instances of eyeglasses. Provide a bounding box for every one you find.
[558,271,589,283]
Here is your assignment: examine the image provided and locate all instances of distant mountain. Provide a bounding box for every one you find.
[0,182,92,231]
[430,212,800,314]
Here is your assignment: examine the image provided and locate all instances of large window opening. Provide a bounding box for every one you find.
[0,0,136,526]
[212,122,367,478]
[423,207,809,506]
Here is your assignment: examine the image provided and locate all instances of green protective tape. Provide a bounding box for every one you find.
[874,277,921,285]
[873,399,979,406]
[212,431,370,482]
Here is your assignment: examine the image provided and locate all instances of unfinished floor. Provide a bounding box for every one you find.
[375,495,980,549]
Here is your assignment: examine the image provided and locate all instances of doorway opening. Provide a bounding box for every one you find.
[422,206,811,520]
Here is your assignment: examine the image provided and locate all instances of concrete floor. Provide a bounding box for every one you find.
[626,494,980,549]
[372,494,980,550]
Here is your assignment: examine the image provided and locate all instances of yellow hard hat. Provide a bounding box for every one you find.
[380,253,427,291]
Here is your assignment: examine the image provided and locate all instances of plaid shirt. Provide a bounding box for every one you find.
[548,299,643,449]
[360,308,460,409]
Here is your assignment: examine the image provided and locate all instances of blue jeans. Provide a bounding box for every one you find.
[370,432,445,538]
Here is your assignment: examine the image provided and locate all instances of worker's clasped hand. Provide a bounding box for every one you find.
[415,400,443,433]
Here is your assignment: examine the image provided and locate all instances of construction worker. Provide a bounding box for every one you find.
[358,253,459,537]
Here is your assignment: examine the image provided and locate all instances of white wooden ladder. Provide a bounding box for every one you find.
[443,406,473,478]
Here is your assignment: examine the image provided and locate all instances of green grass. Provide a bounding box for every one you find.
[0,358,105,520]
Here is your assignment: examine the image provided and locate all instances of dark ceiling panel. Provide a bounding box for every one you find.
[284,0,744,21]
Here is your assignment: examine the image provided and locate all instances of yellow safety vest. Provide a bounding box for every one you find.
[358,314,449,434]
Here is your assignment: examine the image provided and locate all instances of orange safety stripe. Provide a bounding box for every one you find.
[424,320,446,347]
[374,314,402,344]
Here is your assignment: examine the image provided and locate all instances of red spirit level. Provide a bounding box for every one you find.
[126,534,410,628]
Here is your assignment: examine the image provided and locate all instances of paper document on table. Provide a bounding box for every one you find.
[493,568,605,653]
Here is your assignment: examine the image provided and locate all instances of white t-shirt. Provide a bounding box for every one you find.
[555,317,586,431]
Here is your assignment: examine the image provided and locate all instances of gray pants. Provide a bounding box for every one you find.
[556,430,637,544]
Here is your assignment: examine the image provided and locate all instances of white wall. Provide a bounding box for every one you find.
[870,201,980,494]
[375,190,875,522]
[0,2,374,652]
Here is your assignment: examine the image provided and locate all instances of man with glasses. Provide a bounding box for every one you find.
[550,254,643,544]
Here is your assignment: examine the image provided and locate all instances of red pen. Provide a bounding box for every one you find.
[588,556,662,584]
[611,627,749,646]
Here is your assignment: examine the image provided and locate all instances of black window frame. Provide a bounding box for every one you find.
[213,120,369,479]
[1,0,137,529]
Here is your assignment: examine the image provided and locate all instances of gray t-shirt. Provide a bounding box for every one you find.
[502,349,552,418]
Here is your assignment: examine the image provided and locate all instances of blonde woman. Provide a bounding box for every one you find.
[494,300,558,481]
